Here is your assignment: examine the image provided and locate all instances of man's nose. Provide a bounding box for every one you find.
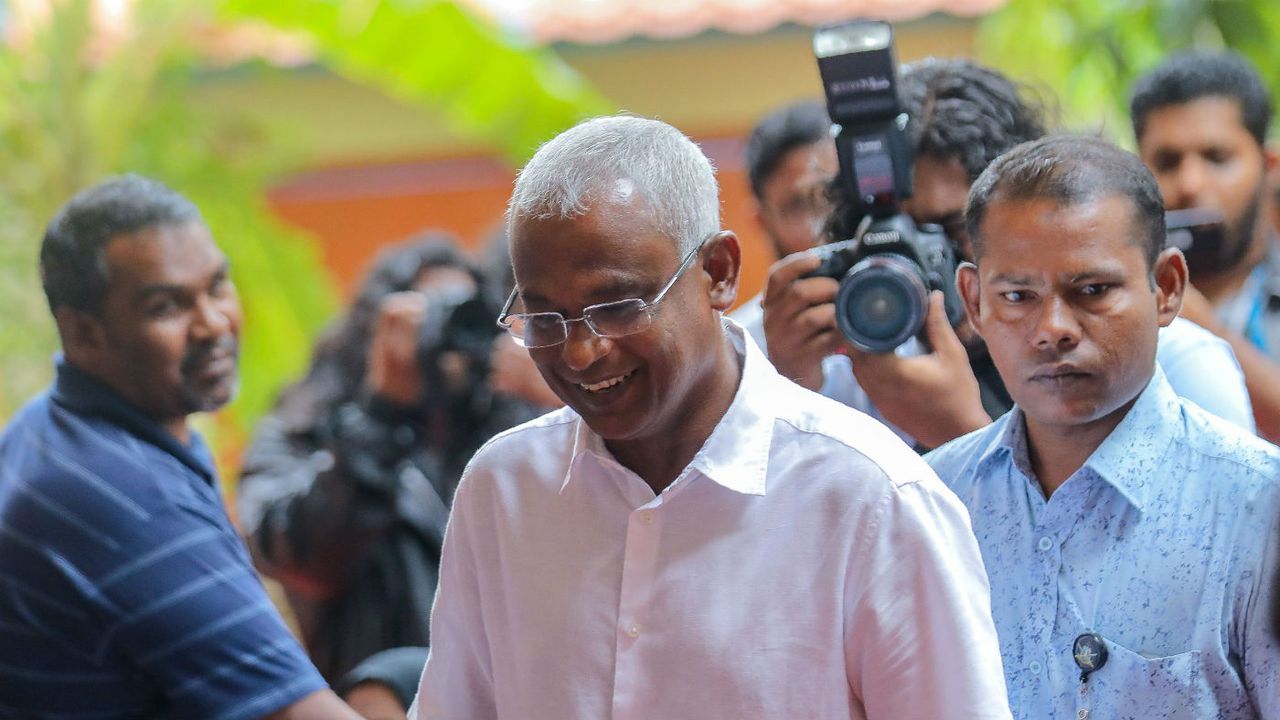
[559,319,612,373]
[190,295,235,340]
[1031,296,1082,351]
[1167,156,1210,209]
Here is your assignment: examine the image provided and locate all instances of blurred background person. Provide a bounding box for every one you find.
[236,234,538,682]
[729,99,838,351]
[1131,50,1280,441]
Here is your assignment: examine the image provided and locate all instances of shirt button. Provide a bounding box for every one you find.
[1028,660,1043,674]
[1037,535,1054,551]
[1077,709,1089,720]
[626,624,641,638]
[639,510,655,525]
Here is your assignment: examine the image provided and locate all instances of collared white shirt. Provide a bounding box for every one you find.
[412,322,1011,720]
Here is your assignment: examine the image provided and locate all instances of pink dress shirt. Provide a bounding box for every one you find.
[412,323,1011,719]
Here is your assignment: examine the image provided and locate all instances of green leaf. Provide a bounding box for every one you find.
[219,0,614,164]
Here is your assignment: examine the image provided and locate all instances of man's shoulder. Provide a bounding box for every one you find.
[769,376,936,490]
[474,405,578,451]
[460,406,579,480]
[0,395,224,557]
[923,416,1008,487]
[1172,399,1280,492]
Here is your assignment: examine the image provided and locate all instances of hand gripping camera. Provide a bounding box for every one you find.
[416,283,503,416]
[808,20,965,353]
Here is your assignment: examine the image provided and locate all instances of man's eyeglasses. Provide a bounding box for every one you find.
[497,237,709,349]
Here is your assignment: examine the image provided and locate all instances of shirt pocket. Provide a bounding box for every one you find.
[1089,641,1203,720]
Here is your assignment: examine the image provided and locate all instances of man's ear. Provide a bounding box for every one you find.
[53,306,107,364]
[1152,247,1188,327]
[956,261,983,337]
[703,231,741,312]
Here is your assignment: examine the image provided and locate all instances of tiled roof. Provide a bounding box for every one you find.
[5,0,1005,62]
[462,0,1008,44]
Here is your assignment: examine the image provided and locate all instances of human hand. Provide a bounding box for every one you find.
[846,291,991,448]
[366,291,428,406]
[762,251,843,391]
[489,334,563,409]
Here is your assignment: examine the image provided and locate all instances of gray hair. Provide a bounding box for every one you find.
[507,115,720,254]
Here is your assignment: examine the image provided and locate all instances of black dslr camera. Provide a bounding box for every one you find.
[807,20,965,353]
[416,284,503,415]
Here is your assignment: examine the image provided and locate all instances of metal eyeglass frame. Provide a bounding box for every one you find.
[496,236,710,349]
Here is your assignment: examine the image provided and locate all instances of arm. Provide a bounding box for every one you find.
[846,292,992,449]
[237,398,443,598]
[238,292,450,598]
[1180,285,1280,441]
[845,476,1012,719]
[262,690,363,720]
[104,500,341,719]
[411,478,497,720]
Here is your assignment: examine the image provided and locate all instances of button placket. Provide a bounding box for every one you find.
[611,498,664,720]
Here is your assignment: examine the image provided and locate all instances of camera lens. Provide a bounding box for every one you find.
[833,254,929,353]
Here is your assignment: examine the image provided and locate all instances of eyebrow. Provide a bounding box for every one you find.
[987,272,1033,286]
[131,261,230,303]
[1066,269,1127,285]
[519,276,654,310]
[987,268,1126,286]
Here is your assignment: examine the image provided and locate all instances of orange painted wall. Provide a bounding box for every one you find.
[267,135,775,308]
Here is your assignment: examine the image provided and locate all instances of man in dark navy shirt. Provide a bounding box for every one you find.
[0,175,361,720]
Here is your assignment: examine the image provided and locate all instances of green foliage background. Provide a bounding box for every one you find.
[980,0,1280,144]
[0,0,609,460]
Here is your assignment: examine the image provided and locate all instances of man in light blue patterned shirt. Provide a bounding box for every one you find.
[927,135,1280,719]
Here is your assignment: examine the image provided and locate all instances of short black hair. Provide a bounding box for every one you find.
[1130,50,1273,147]
[901,58,1049,182]
[745,100,831,200]
[966,135,1167,269]
[40,174,202,314]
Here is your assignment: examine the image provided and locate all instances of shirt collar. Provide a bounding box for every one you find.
[50,356,217,485]
[1077,367,1178,513]
[983,367,1177,514]
[560,318,774,496]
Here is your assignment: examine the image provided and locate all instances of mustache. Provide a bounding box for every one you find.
[180,335,239,375]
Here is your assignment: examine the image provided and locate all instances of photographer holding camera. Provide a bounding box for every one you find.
[764,41,1253,449]
[237,234,536,682]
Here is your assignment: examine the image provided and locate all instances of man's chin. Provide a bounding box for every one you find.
[183,378,239,415]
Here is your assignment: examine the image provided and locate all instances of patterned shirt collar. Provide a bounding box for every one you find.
[980,367,1179,515]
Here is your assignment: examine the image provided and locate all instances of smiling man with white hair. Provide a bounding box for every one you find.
[411,115,1012,720]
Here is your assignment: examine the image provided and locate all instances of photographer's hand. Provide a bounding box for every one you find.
[366,291,428,406]
[845,291,991,449]
[762,252,844,391]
